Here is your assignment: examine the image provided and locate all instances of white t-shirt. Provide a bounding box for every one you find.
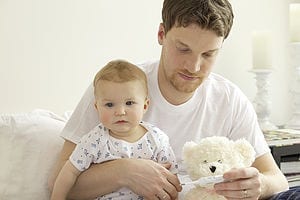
[61,60,270,173]
[69,121,178,200]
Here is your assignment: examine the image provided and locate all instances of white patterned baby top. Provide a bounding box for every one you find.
[70,121,178,200]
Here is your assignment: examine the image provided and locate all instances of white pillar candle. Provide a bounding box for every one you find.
[252,31,272,69]
[289,3,300,43]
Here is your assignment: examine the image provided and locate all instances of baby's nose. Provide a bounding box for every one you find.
[209,166,216,173]
[115,106,126,116]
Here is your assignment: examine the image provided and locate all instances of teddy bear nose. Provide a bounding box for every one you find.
[209,166,216,173]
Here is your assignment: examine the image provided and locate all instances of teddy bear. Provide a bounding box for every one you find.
[182,136,256,200]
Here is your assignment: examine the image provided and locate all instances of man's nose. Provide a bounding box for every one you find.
[185,56,202,73]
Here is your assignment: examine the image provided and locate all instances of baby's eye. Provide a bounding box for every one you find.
[105,102,113,107]
[126,101,135,106]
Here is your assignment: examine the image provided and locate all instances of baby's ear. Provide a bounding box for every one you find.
[182,141,197,159]
[143,97,150,113]
[94,101,98,110]
[234,139,256,167]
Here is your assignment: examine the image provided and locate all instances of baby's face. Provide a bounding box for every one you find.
[94,80,148,136]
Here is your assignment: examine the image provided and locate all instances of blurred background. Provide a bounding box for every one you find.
[0,0,300,127]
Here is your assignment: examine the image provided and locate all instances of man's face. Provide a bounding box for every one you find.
[158,23,224,94]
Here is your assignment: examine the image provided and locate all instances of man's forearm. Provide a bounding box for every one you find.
[259,171,289,199]
[251,152,289,199]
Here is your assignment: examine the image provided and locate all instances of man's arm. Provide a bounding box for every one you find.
[214,152,289,199]
[252,153,289,199]
[48,140,182,200]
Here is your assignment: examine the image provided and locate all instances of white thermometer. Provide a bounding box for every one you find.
[181,175,225,186]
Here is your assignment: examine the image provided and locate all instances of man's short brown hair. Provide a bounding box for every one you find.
[162,0,234,39]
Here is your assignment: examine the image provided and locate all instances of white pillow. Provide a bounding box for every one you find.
[0,109,66,200]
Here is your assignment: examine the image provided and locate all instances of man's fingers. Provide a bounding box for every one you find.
[161,163,172,169]
[159,164,182,199]
[223,167,259,180]
[167,174,182,192]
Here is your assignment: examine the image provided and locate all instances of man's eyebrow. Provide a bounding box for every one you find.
[175,39,221,53]
[175,40,189,47]
[206,48,219,53]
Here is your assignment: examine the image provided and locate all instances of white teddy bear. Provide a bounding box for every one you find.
[182,136,256,200]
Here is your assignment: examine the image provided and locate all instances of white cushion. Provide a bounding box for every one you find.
[0,109,66,200]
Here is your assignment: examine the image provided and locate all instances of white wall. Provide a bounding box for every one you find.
[1,0,299,126]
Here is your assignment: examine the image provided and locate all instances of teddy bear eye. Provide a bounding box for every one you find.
[217,159,222,163]
[203,160,208,164]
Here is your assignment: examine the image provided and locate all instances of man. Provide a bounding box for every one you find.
[49,0,291,199]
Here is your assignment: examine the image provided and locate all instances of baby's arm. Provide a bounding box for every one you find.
[155,132,178,174]
[51,160,81,200]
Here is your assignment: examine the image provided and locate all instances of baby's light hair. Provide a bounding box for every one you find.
[93,60,148,97]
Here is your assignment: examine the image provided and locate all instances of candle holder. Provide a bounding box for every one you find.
[250,69,278,131]
[285,42,300,130]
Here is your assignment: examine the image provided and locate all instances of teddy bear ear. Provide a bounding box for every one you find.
[234,139,256,167]
[182,141,197,157]
[183,141,197,150]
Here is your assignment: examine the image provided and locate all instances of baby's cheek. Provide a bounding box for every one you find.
[99,112,112,124]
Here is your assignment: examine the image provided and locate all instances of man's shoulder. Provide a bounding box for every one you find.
[207,73,234,85]
[203,73,247,101]
[206,73,242,92]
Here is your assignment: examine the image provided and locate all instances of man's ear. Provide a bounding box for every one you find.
[143,98,150,113]
[158,23,165,45]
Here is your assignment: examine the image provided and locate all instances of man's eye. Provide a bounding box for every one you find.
[203,51,217,58]
[105,103,113,107]
[177,47,190,53]
[126,101,134,106]
[203,53,213,58]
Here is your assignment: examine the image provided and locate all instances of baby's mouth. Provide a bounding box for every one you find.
[115,120,127,124]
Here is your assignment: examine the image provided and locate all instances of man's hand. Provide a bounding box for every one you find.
[119,159,182,200]
[214,167,261,200]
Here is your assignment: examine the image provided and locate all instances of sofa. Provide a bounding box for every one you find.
[0,108,198,200]
[2,110,298,200]
[0,109,69,200]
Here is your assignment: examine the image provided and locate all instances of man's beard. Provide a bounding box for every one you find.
[169,72,206,93]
